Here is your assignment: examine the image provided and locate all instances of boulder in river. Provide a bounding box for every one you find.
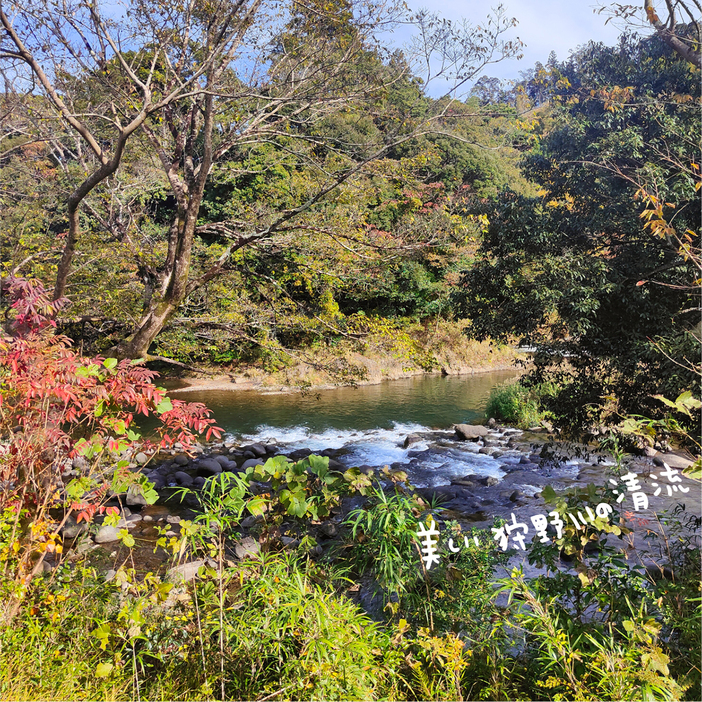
[197,459,223,476]
[653,453,694,471]
[402,434,422,448]
[175,471,194,488]
[126,485,150,507]
[454,424,489,441]
[95,523,128,543]
[250,443,267,457]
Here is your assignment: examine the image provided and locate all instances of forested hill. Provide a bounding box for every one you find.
[0,1,699,434]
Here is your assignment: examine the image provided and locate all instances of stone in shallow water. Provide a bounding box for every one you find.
[126,485,149,507]
[250,443,267,457]
[61,517,88,540]
[95,524,125,543]
[653,452,694,470]
[454,424,489,441]
[402,434,423,448]
[241,458,264,471]
[175,471,194,488]
[197,459,222,476]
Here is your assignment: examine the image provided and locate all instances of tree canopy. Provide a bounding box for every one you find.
[455,32,700,429]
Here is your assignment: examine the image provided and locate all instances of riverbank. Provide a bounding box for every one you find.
[165,329,524,394]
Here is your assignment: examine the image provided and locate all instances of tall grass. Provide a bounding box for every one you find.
[485,379,556,428]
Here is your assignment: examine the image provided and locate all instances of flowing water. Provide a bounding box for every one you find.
[170,370,520,486]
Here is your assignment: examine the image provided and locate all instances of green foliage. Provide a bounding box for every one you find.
[485,378,556,428]
[456,33,701,432]
[244,454,346,522]
[498,569,688,701]
[619,392,702,470]
[344,479,430,599]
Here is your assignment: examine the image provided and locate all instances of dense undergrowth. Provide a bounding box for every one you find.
[1,276,701,701]
[1,471,699,702]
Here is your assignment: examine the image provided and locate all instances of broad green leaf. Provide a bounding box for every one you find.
[541,485,558,503]
[156,397,173,414]
[103,358,118,370]
[307,454,330,473]
[66,477,94,500]
[95,662,113,678]
[104,511,120,527]
[247,496,268,516]
[287,494,308,518]
[118,529,135,548]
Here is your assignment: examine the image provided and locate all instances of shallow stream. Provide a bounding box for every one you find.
[170,370,520,486]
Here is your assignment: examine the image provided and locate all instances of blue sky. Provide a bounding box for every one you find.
[403,0,627,86]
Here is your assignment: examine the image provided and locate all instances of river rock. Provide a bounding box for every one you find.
[452,477,478,488]
[319,521,338,538]
[241,458,264,471]
[175,471,194,488]
[174,455,190,466]
[134,452,149,465]
[61,517,88,539]
[403,434,422,448]
[250,443,267,457]
[126,485,150,507]
[72,456,89,472]
[197,459,222,476]
[95,523,127,543]
[167,560,205,583]
[193,476,206,489]
[234,536,260,560]
[653,453,694,470]
[150,475,166,490]
[454,424,489,441]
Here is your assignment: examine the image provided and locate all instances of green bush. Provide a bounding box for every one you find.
[485,379,555,428]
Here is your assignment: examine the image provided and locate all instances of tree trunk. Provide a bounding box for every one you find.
[112,185,205,359]
[53,202,79,301]
[112,299,178,359]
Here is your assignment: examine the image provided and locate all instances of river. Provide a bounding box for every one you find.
[169,370,520,486]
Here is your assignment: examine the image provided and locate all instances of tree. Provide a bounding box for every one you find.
[0,0,522,360]
[597,1,701,67]
[0,277,222,620]
[455,34,700,430]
